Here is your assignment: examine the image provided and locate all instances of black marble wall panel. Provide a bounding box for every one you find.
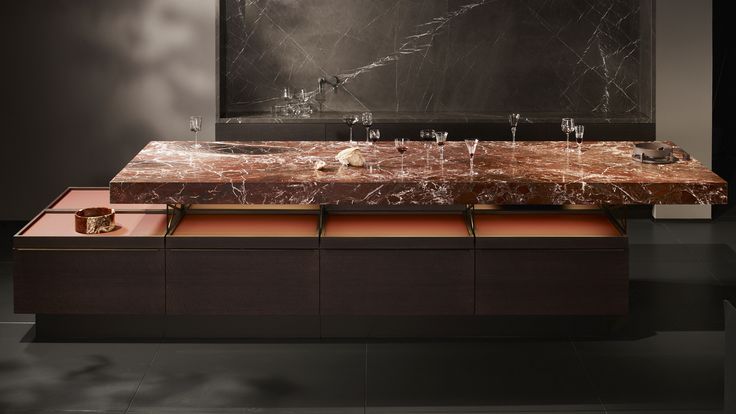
[221,0,653,120]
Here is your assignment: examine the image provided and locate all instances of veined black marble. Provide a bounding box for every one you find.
[221,0,653,120]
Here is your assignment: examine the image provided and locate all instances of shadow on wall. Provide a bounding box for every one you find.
[0,0,216,220]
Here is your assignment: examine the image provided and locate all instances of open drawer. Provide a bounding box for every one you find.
[473,210,628,316]
[46,187,166,213]
[13,212,167,314]
[320,212,474,316]
[165,213,320,315]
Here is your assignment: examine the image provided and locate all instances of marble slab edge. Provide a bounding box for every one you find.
[109,181,727,206]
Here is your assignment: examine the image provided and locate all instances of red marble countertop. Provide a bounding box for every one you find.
[109,141,727,205]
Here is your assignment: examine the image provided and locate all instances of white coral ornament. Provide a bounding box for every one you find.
[335,147,365,167]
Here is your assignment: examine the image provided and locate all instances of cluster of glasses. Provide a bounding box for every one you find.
[343,112,380,145]
[419,129,449,161]
[561,118,585,153]
[272,88,314,118]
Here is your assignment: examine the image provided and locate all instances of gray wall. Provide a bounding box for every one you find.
[0,0,217,220]
[653,0,712,219]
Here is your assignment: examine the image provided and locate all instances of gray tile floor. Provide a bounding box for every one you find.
[1,215,734,413]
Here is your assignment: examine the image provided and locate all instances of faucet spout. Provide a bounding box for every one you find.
[318,76,341,93]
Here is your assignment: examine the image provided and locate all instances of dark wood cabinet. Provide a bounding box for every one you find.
[166,249,319,315]
[13,189,632,338]
[13,211,167,315]
[475,249,628,315]
[473,212,629,316]
[14,249,164,314]
[321,249,474,315]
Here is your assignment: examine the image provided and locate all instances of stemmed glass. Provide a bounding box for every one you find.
[343,114,359,144]
[509,113,521,145]
[561,118,575,152]
[464,139,479,176]
[435,131,448,161]
[361,112,373,144]
[189,116,203,149]
[574,125,585,153]
[395,138,409,176]
[369,128,380,145]
[420,129,435,163]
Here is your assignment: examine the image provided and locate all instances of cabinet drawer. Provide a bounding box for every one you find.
[166,249,319,315]
[14,249,164,314]
[475,249,628,315]
[321,249,474,316]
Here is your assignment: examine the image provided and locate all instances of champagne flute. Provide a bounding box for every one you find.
[361,112,373,144]
[420,129,435,163]
[509,113,521,145]
[561,118,575,152]
[435,131,448,162]
[189,116,203,149]
[574,125,585,153]
[343,114,359,144]
[395,138,409,176]
[464,139,479,176]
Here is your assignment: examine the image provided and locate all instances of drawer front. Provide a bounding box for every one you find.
[14,249,164,314]
[321,250,474,316]
[166,250,319,315]
[476,249,628,316]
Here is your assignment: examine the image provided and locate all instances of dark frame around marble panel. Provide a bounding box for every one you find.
[217,0,655,123]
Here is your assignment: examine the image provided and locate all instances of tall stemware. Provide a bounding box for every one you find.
[343,114,359,144]
[369,128,381,145]
[420,129,435,163]
[395,138,409,176]
[435,131,448,162]
[464,139,479,176]
[361,112,373,144]
[189,116,203,149]
[509,113,521,145]
[574,125,585,153]
[561,118,575,152]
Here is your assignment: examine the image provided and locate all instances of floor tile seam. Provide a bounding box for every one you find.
[569,339,608,414]
[123,342,162,414]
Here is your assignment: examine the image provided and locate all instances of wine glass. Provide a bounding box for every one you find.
[361,112,373,143]
[395,138,409,176]
[509,113,521,145]
[464,139,479,176]
[420,129,435,163]
[435,131,448,161]
[343,114,359,144]
[574,125,585,153]
[189,116,203,149]
[561,118,575,152]
[369,128,380,145]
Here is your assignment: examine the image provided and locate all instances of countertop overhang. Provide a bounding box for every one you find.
[109,140,727,206]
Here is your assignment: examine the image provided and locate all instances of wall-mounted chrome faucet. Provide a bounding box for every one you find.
[316,76,341,112]
[318,76,341,94]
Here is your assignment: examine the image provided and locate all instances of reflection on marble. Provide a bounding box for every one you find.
[222,0,652,120]
[110,141,726,206]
